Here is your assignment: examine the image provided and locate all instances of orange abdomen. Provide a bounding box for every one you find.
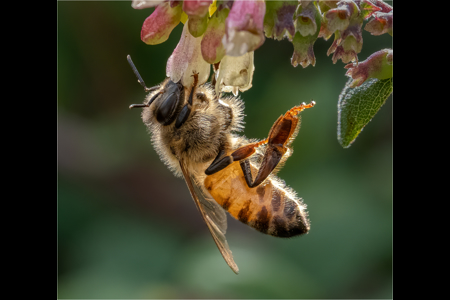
[204,161,310,237]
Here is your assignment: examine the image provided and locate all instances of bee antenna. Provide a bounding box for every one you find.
[127,55,159,93]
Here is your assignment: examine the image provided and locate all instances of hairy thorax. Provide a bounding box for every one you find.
[141,81,244,177]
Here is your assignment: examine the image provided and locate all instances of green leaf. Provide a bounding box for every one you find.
[337,77,393,148]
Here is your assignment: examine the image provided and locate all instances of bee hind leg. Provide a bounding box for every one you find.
[240,101,316,188]
[204,140,268,176]
[238,141,286,188]
[205,101,315,184]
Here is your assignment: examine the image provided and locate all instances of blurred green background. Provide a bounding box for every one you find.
[58,1,392,299]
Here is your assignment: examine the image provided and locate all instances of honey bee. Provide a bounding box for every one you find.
[127,55,315,274]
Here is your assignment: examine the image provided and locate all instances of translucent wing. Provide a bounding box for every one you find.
[179,161,239,274]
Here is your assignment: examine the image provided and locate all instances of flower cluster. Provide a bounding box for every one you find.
[133,0,393,94]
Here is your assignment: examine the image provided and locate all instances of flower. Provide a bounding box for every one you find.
[367,0,393,13]
[201,5,229,64]
[263,1,297,41]
[324,0,359,34]
[291,1,321,68]
[215,52,255,96]
[294,1,320,37]
[325,1,364,64]
[331,20,363,64]
[344,48,393,87]
[166,20,210,87]
[140,1,182,45]
[358,0,382,20]
[222,0,266,57]
[365,11,393,36]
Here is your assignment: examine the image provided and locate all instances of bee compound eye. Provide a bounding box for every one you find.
[156,91,181,125]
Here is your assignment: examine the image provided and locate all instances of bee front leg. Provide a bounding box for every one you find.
[240,101,316,188]
[175,72,199,128]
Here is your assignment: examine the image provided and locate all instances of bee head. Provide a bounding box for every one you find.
[152,79,184,126]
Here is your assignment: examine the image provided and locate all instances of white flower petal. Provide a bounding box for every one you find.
[215,52,255,95]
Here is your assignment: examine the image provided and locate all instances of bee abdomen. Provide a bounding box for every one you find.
[247,187,309,237]
[204,162,310,238]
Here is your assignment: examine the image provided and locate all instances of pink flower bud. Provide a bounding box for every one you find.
[358,0,382,20]
[201,8,229,64]
[141,1,182,45]
[166,20,210,87]
[344,49,393,87]
[365,11,393,36]
[222,0,266,56]
[368,0,393,13]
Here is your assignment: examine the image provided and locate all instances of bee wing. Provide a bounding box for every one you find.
[179,161,239,274]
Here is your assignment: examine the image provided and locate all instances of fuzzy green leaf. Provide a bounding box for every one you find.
[338,77,393,148]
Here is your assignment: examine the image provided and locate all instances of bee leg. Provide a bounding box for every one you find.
[240,101,316,188]
[129,91,162,109]
[204,149,228,175]
[175,72,199,128]
[239,159,254,187]
[205,139,268,175]
[239,144,284,188]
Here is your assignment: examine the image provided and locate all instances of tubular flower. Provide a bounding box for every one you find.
[294,1,320,37]
[166,20,210,87]
[291,1,321,68]
[365,11,393,36]
[318,16,334,41]
[324,0,359,34]
[140,1,182,45]
[325,0,365,64]
[215,52,255,96]
[344,48,393,87]
[222,0,266,57]
[201,5,230,64]
[330,19,363,64]
[263,1,297,41]
[358,0,382,20]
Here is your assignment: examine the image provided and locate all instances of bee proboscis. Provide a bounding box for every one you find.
[127,55,315,274]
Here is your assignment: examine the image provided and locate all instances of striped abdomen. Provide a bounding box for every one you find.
[204,161,310,237]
